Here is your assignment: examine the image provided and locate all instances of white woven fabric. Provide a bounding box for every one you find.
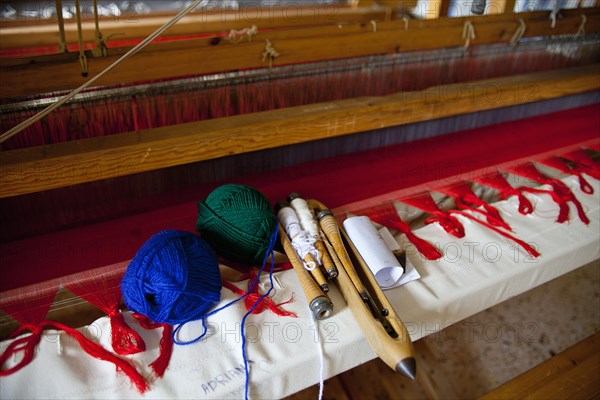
[1,175,598,399]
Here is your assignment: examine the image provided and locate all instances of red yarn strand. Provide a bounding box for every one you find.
[438,182,512,231]
[473,172,534,215]
[132,313,174,378]
[507,163,590,225]
[66,275,146,356]
[221,272,297,317]
[539,156,593,194]
[400,192,540,258]
[563,148,600,180]
[355,203,442,260]
[0,320,148,392]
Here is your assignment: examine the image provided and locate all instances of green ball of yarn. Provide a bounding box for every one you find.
[196,184,276,265]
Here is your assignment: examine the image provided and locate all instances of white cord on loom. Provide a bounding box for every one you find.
[0,0,209,144]
[311,313,325,400]
[277,207,320,270]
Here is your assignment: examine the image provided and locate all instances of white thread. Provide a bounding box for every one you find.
[402,15,409,30]
[510,19,526,47]
[549,7,560,29]
[289,198,320,238]
[462,21,476,51]
[575,14,587,39]
[277,207,318,270]
[227,25,258,43]
[290,198,322,265]
[57,333,63,355]
[262,39,280,69]
[311,314,325,400]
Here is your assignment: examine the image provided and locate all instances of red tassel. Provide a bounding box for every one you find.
[222,275,297,318]
[0,321,148,393]
[438,182,512,231]
[51,320,148,393]
[563,148,600,180]
[132,313,173,378]
[0,287,56,376]
[507,163,590,225]
[66,275,146,356]
[401,192,540,258]
[473,172,534,215]
[539,156,593,194]
[402,193,465,238]
[0,324,43,376]
[108,309,146,355]
[452,211,540,258]
[355,203,442,260]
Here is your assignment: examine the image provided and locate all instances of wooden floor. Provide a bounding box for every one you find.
[285,262,600,400]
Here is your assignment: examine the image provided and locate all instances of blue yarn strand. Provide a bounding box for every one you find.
[172,224,279,345]
[240,224,279,400]
[172,225,280,400]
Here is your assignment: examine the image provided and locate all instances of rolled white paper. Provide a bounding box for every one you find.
[343,216,404,288]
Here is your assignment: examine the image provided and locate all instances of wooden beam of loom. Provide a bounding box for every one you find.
[1,8,598,99]
[1,64,598,199]
[0,5,390,51]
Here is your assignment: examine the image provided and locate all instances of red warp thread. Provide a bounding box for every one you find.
[507,163,590,225]
[356,203,442,260]
[0,288,56,376]
[0,286,148,392]
[0,324,43,376]
[402,193,465,238]
[438,182,512,231]
[401,192,540,258]
[563,148,600,181]
[473,172,534,215]
[538,156,593,195]
[222,269,297,317]
[0,321,148,393]
[66,275,146,356]
[132,313,173,378]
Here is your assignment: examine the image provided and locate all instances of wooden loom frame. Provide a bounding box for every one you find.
[1,2,599,398]
[1,4,599,198]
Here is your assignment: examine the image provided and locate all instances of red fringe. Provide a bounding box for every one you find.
[222,270,297,318]
[439,182,512,231]
[66,275,146,356]
[539,156,593,194]
[402,194,465,238]
[473,172,534,215]
[401,192,540,258]
[108,310,146,355]
[507,163,590,225]
[0,321,148,393]
[356,203,442,260]
[132,314,173,378]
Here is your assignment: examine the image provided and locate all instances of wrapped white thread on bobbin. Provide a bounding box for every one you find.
[277,205,319,270]
[290,197,321,245]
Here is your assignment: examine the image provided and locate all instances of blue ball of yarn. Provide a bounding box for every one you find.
[121,230,222,325]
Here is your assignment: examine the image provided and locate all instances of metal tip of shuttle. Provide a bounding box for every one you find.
[396,357,417,380]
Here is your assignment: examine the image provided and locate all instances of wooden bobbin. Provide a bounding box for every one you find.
[316,209,369,300]
[278,224,333,320]
[288,193,338,279]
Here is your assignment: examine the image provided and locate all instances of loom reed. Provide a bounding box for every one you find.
[1,37,598,150]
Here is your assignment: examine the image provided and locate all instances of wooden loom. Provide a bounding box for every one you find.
[1,0,599,398]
